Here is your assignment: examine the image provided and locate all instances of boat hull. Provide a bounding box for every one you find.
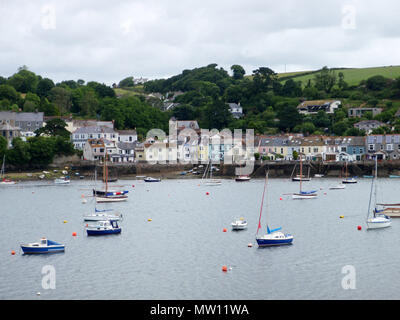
[329,184,345,190]
[83,214,122,221]
[366,215,391,229]
[292,177,311,182]
[292,193,317,199]
[86,228,121,236]
[95,196,128,203]
[256,234,293,246]
[342,179,357,184]
[231,223,247,230]
[20,245,65,254]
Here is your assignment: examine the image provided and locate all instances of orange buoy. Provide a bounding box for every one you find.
[279,197,283,200]
[206,192,210,195]
[72,232,77,236]
[248,243,253,247]
[357,225,362,230]
[11,250,15,255]
[223,228,227,232]
[222,265,228,272]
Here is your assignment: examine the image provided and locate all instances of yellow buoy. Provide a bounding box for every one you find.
[148,218,152,222]
[63,220,67,223]
[340,215,344,219]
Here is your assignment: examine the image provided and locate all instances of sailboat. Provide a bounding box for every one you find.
[342,161,357,184]
[256,172,293,246]
[292,155,317,199]
[201,160,221,186]
[291,160,311,181]
[93,151,128,202]
[366,157,391,229]
[0,155,16,185]
[235,164,251,182]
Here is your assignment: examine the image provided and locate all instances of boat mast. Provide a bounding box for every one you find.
[256,171,268,236]
[374,156,378,216]
[299,154,303,193]
[366,157,375,221]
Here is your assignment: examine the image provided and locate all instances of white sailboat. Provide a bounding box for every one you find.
[366,157,391,229]
[329,166,345,190]
[292,155,317,199]
[201,160,221,186]
[0,155,16,185]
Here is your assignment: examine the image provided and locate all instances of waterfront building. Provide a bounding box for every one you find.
[228,102,243,119]
[116,129,138,143]
[72,125,118,150]
[83,139,105,161]
[366,134,400,160]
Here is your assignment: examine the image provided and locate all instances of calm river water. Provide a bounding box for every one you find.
[1,177,400,300]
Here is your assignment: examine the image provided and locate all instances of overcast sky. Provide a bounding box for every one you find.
[1,0,400,84]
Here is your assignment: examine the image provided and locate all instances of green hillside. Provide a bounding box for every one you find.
[279,65,400,86]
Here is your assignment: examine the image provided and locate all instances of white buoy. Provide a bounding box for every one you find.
[82,198,87,204]
[37,292,41,296]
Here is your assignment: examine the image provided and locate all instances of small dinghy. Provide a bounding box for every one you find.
[231,218,248,230]
[86,220,121,236]
[20,238,65,254]
[235,175,251,182]
[329,183,345,190]
[144,177,161,182]
[54,176,70,184]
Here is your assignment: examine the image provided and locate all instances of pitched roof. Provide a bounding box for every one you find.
[73,125,116,134]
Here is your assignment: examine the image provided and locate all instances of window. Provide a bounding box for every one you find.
[387,144,393,151]
[369,144,374,151]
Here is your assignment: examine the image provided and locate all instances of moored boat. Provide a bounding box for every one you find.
[83,208,123,221]
[54,177,70,184]
[329,183,346,190]
[144,177,161,182]
[86,220,121,236]
[235,175,251,182]
[231,218,248,230]
[20,238,65,254]
[256,172,293,247]
[0,155,16,185]
[366,157,391,230]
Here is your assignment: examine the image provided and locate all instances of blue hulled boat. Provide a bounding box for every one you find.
[86,220,121,236]
[256,172,294,247]
[256,227,293,246]
[20,238,65,254]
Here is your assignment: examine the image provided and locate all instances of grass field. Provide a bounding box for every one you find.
[114,86,144,97]
[279,65,400,86]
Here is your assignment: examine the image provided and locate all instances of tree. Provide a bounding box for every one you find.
[314,66,337,93]
[276,102,303,131]
[36,78,55,97]
[366,75,387,91]
[35,118,70,139]
[0,84,19,103]
[118,76,134,88]
[230,65,246,80]
[202,98,232,129]
[48,87,72,114]
[7,69,39,93]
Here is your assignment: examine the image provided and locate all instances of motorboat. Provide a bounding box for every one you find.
[144,177,161,182]
[20,238,65,254]
[231,218,248,230]
[54,177,70,184]
[235,175,251,182]
[342,178,357,184]
[86,220,121,236]
[256,230,294,246]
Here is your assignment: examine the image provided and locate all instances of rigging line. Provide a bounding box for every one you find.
[256,170,269,236]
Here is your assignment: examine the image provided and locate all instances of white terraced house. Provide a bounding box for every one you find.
[71,125,118,150]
